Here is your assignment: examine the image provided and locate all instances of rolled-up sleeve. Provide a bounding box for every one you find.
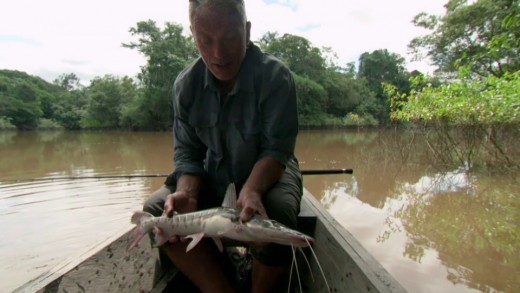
[259,65,298,166]
[172,78,208,179]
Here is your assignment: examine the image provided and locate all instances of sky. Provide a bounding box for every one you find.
[0,0,447,85]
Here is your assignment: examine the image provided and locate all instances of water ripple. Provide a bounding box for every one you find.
[0,177,157,292]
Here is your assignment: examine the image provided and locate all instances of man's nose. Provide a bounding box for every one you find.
[212,41,227,60]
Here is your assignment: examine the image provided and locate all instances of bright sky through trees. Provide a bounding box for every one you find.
[0,0,445,84]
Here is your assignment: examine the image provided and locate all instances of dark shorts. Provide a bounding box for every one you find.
[143,169,302,266]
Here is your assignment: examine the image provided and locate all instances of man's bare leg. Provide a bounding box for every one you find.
[251,257,289,293]
[162,240,233,293]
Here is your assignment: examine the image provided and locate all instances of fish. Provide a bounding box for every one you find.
[128,183,314,252]
[128,183,330,293]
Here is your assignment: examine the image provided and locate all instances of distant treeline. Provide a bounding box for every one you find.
[0,33,416,131]
[1,0,518,131]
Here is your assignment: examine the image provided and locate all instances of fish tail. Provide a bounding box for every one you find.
[128,211,154,251]
[131,210,153,225]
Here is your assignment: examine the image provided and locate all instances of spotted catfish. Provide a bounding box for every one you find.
[128,184,314,252]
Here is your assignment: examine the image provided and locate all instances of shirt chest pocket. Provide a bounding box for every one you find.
[229,99,261,145]
[189,109,220,150]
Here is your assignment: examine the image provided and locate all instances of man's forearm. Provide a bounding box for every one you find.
[242,156,284,196]
[175,174,203,198]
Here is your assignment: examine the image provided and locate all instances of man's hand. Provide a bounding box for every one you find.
[163,190,198,216]
[162,190,198,243]
[237,156,283,222]
[237,189,267,222]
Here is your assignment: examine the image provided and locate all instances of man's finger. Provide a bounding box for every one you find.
[239,207,254,222]
[257,206,268,218]
[163,194,175,217]
[162,203,171,217]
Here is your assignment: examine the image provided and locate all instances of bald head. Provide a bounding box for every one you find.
[189,0,247,25]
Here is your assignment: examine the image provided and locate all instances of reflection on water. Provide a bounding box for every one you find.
[0,131,173,292]
[299,129,519,293]
[0,131,174,180]
[390,168,519,293]
[0,178,163,292]
[1,129,518,292]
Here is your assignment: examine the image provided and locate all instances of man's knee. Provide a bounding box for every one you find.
[263,182,301,229]
[251,178,302,266]
[251,243,293,266]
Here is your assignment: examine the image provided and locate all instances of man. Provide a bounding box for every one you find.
[143,0,302,292]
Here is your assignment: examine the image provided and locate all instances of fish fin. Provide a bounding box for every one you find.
[212,237,224,252]
[217,225,240,236]
[128,227,147,251]
[185,232,205,252]
[154,227,169,247]
[127,211,154,251]
[221,183,237,208]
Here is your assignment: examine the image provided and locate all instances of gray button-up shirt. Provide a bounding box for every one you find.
[172,43,299,197]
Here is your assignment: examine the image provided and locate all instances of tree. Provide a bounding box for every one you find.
[293,74,328,126]
[357,49,410,123]
[322,70,365,117]
[0,75,43,130]
[261,33,327,81]
[52,90,86,130]
[409,0,520,77]
[83,75,138,128]
[0,85,42,130]
[390,69,520,125]
[54,73,81,91]
[123,20,198,130]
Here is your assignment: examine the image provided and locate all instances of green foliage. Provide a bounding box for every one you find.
[357,49,411,123]
[82,75,138,128]
[342,113,379,127]
[0,70,68,130]
[261,33,327,81]
[395,0,520,169]
[119,93,150,130]
[293,74,328,126]
[1,22,415,130]
[389,69,520,124]
[0,116,16,129]
[322,70,365,117]
[54,73,81,91]
[38,118,64,129]
[358,49,410,97]
[0,75,41,130]
[388,69,519,168]
[410,0,520,77]
[123,20,198,130]
[260,32,388,127]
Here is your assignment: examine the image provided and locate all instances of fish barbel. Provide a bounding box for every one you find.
[128,184,314,252]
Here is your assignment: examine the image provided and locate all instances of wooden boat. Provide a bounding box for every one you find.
[14,189,407,293]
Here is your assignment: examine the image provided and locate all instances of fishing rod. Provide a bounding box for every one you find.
[4,168,353,182]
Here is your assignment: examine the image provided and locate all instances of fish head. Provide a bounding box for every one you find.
[245,216,314,247]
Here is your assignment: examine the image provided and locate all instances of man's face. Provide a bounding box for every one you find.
[191,7,250,82]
